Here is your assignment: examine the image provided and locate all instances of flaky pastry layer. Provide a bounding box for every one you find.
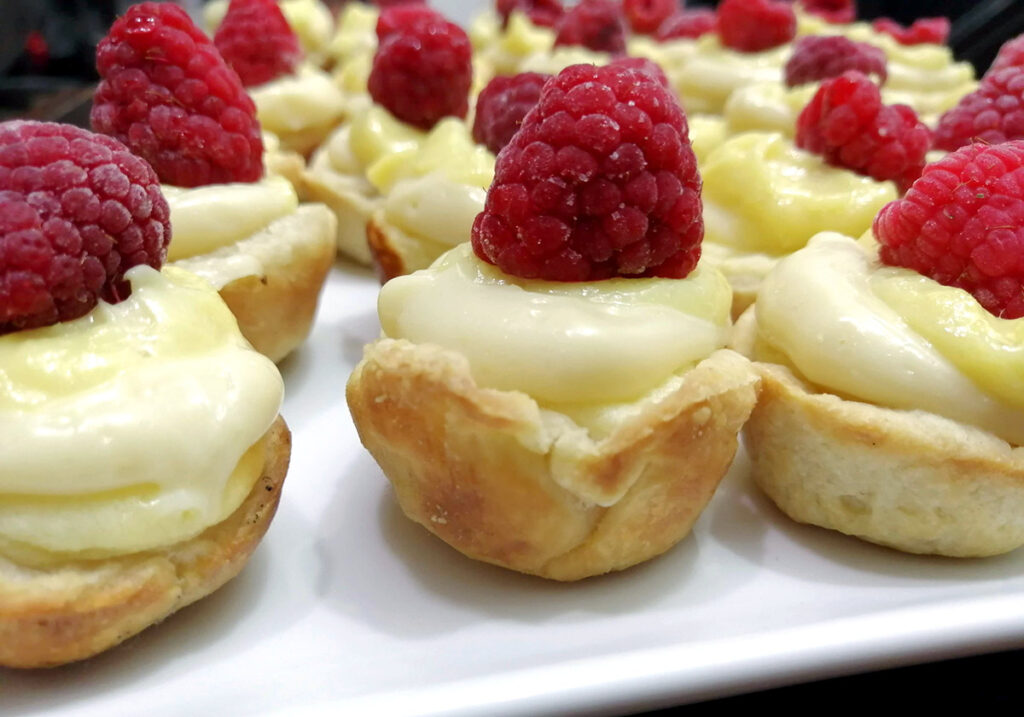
[347,340,758,580]
[173,204,337,363]
[735,311,1024,557]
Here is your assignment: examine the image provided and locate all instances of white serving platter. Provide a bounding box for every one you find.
[5,261,1024,717]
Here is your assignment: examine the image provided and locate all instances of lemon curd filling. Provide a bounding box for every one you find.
[249,64,347,140]
[0,266,284,560]
[164,175,299,261]
[379,244,733,430]
[754,234,1024,445]
[675,34,788,115]
[474,11,557,76]
[701,132,897,255]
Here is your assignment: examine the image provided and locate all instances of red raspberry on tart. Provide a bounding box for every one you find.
[553,0,627,54]
[872,17,950,46]
[799,0,856,25]
[497,0,565,29]
[655,9,717,41]
[472,72,551,155]
[623,0,676,35]
[990,34,1024,75]
[796,71,931,193]
[91,2,263,188]
[369,7,472,129]
[214,0,303,88]
[0,121,170,334]
[471,63,703,282]
[874,141,1024,319]
[717,0,796,53]
[785,35,887,88]
[933,66,1024,151]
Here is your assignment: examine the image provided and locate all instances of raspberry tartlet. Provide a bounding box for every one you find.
[0,121,289,668]
[733,142,1024,557]
[346,64,759,580]
[93,3,337,362]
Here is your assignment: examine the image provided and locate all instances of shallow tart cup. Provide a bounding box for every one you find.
[363,118,494,280]
[303,105,426,265]
[0,266,289,667]
[164,176,337,362]
[347,245,760,580]
[733,233,1024,557]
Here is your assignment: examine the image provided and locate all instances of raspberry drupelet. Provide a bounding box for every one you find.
[368,8,472,130]
[874,141,1024,319]
[471,63,703,282]
[933,66,1024,152]
[990,34,1024,75]
[91,2,263,188]
[0,121,170,334]
[871,17,950,46]
[655,9,717,42]
[785,35,887,88]
[796,71,931,193]
[214,0,302,88]
[473,72,551,155]
[717,0,796,53]
[554,0,627,54]
[375,3,445,41]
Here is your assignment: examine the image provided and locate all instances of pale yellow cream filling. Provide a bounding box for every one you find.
[0,266,284,556]
[755,234,1024,445]
[379,244,733,412]
[164,175,298,261]
[702,132,896,255]
[250,64,347,137]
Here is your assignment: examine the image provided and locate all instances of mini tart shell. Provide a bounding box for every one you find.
[173,204,338,363]
[733,308,1024,557]
[347,339,759,581]
[366,212,453,284]
[303,146,379,266]
[0,415,290,669]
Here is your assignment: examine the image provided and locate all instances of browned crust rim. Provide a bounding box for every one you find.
[347,340,759,580]
[0,416,291,669]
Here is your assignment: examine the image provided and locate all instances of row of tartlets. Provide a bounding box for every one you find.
[2,0,1023,672]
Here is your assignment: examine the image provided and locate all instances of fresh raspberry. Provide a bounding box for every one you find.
[623,0,676,35]
[92,2,263,188]
[933,67,1024,151]
[655,9,717,42]
[608,56,671,89]
[874,141,1024,319]
[990,34,1024,75]
[472,72,550,155]
[213,0,302,88]
[796,71,931,192]
[471,63,703,281]
[717,0,796,53]
[496,0,565,29]
[872,17,950,46]
[0,121,170,334]
[369,12,472,130]
[554,0,627,55]
[784,35,887,88]
[799,0,856,25]
[375,4,444,41]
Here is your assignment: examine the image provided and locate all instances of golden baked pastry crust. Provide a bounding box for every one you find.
[347,340,759,580]
[302,150,378,266]
[173,204,338,363]
[0,416,290,669]
[736,312,1024,557]
[366,213,454,283]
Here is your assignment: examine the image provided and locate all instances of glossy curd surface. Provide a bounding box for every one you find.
[0,266,283,560]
